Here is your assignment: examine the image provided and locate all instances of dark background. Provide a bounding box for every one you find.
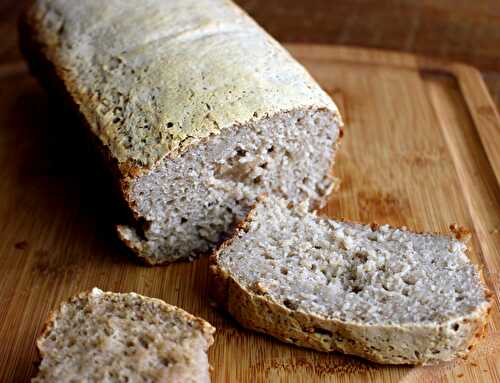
[1,0,499,110]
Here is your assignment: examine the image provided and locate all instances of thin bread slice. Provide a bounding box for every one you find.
[209,196,492,365]
[33,288,215,382]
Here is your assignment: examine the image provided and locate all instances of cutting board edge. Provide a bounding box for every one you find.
[285,43,500,187]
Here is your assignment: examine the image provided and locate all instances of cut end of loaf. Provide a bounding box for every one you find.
[33,288,215,382]
[120,108,342,264]
[210,196,491,365]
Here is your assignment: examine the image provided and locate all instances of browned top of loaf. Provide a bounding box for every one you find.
[22,0,339,174]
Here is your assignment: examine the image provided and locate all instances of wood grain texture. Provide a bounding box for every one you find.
[235,0,500,72]
[0,45,499,382]
[5,0,499,70]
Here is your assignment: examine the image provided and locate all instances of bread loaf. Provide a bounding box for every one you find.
[209,196,492,365]
[20,0,343,264]
[33,288,215,382]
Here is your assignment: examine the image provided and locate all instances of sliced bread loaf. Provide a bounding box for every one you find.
[33,288,215,382]
[20,0,342,264]
[209,196,492,365]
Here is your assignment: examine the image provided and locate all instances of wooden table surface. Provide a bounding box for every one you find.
[2,0,500,111]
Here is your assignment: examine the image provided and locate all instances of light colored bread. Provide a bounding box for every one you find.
[209,196,492,365]
[20,0,342,264]
[33,288,215,382]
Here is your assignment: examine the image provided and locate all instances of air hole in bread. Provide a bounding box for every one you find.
[402,275,416,285]
[160,357,170,367]
[138,336,150,349]
[283,299,297,310]
[351,286,363,294]
[236,148,246,157]
[354,251,368,263]
[313,327,333,337]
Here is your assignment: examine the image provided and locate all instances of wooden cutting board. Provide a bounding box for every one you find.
[0,44,499,382]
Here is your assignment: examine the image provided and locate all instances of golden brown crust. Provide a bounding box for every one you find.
[36,308,59,361]
[21,0,341,169]
[449,223,472,242]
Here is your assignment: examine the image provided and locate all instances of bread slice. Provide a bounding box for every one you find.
[19,0,342,264]
[209,196,492,365]
[33,288,215,382]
